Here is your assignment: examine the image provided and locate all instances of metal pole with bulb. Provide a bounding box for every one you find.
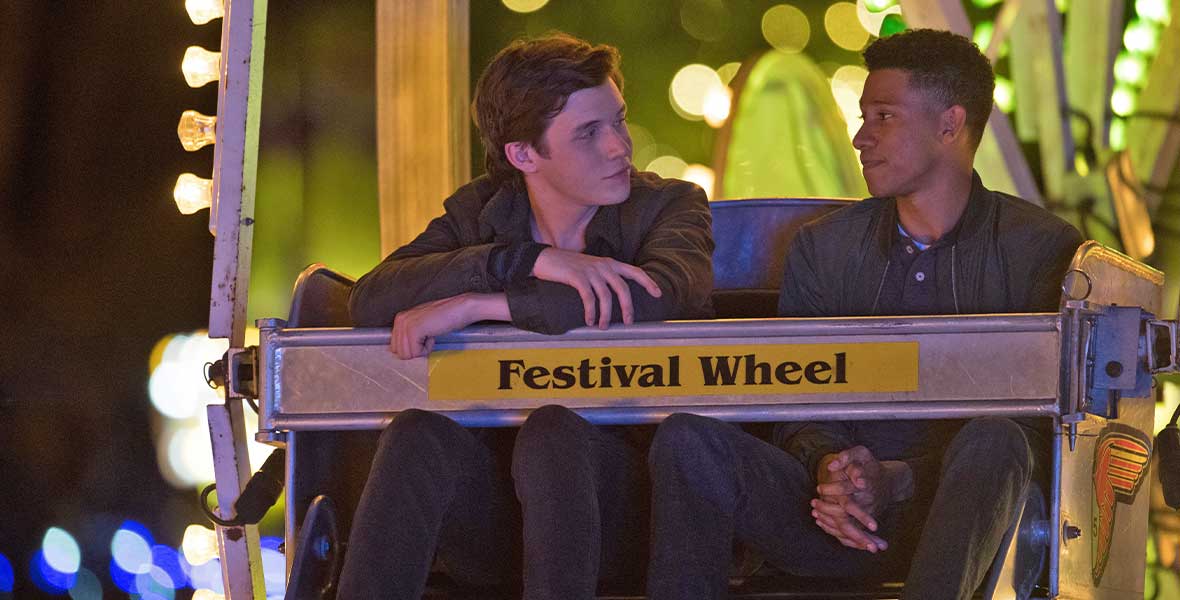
[176,0,270,597]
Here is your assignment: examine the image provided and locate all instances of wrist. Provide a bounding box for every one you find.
[465,292,510,323]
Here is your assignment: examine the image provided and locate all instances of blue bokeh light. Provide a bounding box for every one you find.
[151,545,186,590]
[111,525,153,575]
[42,527,81,575]
[109,557,138,594]
[188,558,224,594]
[0,552,13,592]
[31,550,75,595]
[67,568,102,600]
[136,567,176,600]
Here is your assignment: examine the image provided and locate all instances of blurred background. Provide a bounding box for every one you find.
[2,0,1179,598]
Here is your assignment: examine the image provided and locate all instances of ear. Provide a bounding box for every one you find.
[504,141,539,174]
[939,105,968,144]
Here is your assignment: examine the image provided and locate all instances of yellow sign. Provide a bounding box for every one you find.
[427,342,918,401]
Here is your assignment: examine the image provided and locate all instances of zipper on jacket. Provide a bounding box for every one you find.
[870,259,891,315]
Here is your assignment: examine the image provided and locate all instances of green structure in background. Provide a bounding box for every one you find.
[718,51,867,200]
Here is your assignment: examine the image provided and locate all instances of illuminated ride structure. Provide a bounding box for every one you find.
[176,0,1180,598]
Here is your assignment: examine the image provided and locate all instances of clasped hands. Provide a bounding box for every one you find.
[389,248,661,359]
[811,446,913,553]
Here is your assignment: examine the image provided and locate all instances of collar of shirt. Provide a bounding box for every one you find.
[478,184,625,255]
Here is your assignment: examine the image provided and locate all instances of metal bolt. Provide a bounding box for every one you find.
[313,535,332,561]
[1105,361,1124,378]
[1064,523,1082,541]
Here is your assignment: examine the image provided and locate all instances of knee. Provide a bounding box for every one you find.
[649,413,729,474]
[376,409,465,461]
[946,417,1032,480]
[512,405,592,479]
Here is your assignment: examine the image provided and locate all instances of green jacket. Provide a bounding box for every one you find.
[349,171,715,334]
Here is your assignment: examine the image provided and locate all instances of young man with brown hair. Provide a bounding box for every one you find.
[338,33,713,599]
[647,29,1081,599]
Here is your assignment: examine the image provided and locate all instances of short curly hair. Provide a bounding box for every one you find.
[472,33,623,191]
[863,29,995,148]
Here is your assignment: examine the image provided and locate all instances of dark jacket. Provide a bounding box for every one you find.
[348,171,715,334]
[775,172,1083,500]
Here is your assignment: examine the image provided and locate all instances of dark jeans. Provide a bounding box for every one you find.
[647,414,1033,600]
[336,405,649,599]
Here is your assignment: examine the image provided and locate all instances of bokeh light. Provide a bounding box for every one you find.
[702,85,733,128]
[189,558,225,595]
[0,552,13,592]
[994,77,1015,113]
[761,4,811,53]
[680,0,732,42]
[31,551,74,595]
[261,547,286,596]
[646,155,688,180]
[1114,52,1149,87]
[135,567,177,600]
[1110,117,1127,150]
[193,589,226,600]
[681,164,716,200]
[717,62,742,86]
[1123,19,1161,54]
[825,3,869,51]
[972,0,1003,6]
[109,557,137,594]
[830,65,869,142]
[67,568,102,600]
[879,13,907,37]
[670,64,724,119]
[501,0,548,13]
[182,524,221,567]
[856,0,902,37]
[863,0,898,12]
[1111,85,1138,117]
[185,0,224,25]
[1135,0,1171,23]
[42,527,81,576]
[111,523,154,575]
[973,21,994,52]
[152,545,188,590]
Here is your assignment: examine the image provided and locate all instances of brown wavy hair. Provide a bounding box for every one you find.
[472,33,623,190]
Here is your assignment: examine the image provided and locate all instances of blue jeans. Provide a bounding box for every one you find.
[646,414,1033,600]
[336,405,649,599]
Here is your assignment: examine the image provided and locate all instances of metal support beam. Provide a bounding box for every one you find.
[209,398,266,599]
[209,0,268,347]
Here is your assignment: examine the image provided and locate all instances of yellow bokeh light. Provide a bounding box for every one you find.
[174,173,213,215]
[682,164,716,200]
[646,155,688,179]
[670,64,724,118]
[761,4,811,53]
[182,46,220,88]
[717,62,742,86]
[502,0,548,13]
[831,65,869,142]
[1111,85,1137,117]
[185,0,224,25]
[994,77,1015,113]
[825,3,870,51]
[702,85,733,128]
[182,524,221,567]
[856,0,902,37]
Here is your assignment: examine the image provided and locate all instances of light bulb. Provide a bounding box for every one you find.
[186,0,224,25]
[178,110,217,151]
[182,46,221,88]
[174,173,213,214]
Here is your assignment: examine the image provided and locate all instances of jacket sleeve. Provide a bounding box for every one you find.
[348,208,509,328]
[775,421,855,485]
[1026,223,1084,312]
[505,184,715,334]
[777,227,828,318]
